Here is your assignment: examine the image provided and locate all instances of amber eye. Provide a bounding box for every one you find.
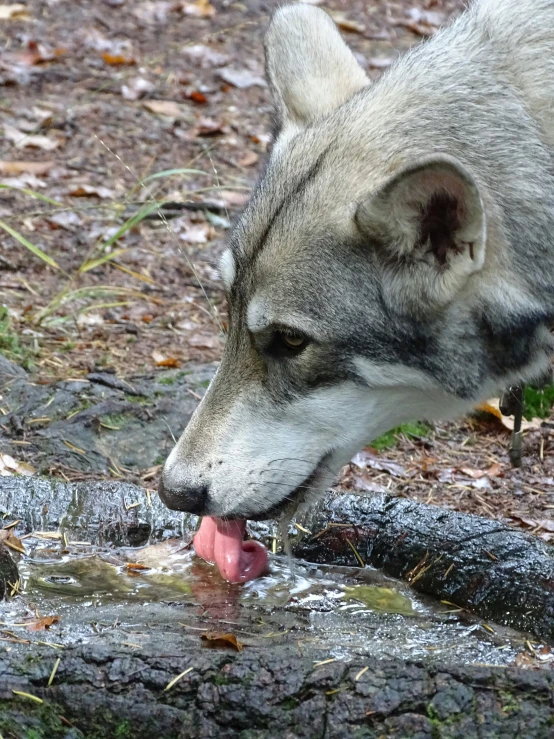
[279,332,307,350]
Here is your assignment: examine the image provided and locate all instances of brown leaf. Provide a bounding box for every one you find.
[0,160,53,175]
[188,333,219,349]
[351,451,408,478]
[68,184,115,199]
[201,632,243,651]
[188,90,207,104]
[125,562,150,571]
[101,52,136,66]
[27,615,60,632]
[152,350,180,367]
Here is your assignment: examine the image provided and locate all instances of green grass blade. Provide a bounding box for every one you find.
[142,168,207,183]
[0,184,64,207]
[100,201,161,252]
[0,219,61,270]
[79,247,128,274]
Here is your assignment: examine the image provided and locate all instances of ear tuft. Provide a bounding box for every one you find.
[265,4,369,133]
[356,155,486,312]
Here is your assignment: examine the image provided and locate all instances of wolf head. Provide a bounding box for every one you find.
[159,4,554,519]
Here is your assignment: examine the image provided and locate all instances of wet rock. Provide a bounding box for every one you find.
[0,358,215,474]
[0,543,18,599]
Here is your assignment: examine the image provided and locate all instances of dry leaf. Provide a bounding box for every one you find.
[201,632,243,651]
[0,452,35,477]
[4,124,59,151]
[458,463,504,480]
[0,4,29,20]
[327,10,365,34]
[188,90,207,104]
[0,160,53,175]
[183,0,215,18]
[27,615,60,632]
[121,77,155,101]
[476,398,543,431]
[102,52,136,66]
[217,67,266,89]
[68,184,115,199]
[182,44,228,68]
[1,529,25,553]
[179,223,210,244]
[351,451,408,478]
[238,151,259,167]
[142,100,184,118]
[152,350,180,367]
[125,562,151,571]
[188,333,219,349]
[46,211,82,229]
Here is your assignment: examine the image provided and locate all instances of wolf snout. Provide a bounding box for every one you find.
[158,467,209,515]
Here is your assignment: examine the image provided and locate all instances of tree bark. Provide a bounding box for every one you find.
[1,644,553,738]
[295,493,554,642]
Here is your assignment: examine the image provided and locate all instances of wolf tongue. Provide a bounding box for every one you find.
[193,516,268,583]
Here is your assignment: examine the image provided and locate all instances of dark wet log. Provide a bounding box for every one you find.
[0,476,188,547]
[295,493,554,642]
[0,644,553,738]
[0,543,18,599]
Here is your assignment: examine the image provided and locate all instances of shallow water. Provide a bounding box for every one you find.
[0,536,530,665]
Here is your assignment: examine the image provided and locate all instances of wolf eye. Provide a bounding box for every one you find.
[271,330,308,356]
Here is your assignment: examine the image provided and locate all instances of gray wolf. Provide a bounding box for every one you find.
[159,0,554,524]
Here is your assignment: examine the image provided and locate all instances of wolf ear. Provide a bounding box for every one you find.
[356,155,486,312]
[265,5,369,132]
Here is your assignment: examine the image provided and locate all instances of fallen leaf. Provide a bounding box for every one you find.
[182,44,229,68]
[351,451,407,478]
[238,151,259,167]
[217,67,266,89]
[195,117,225,136]
[0,160,53,175]
[183,0,215,18]
[4,124,59,151]
[476,398,543,432]
[16,41,65,66]
[0,453,35,477]
[179,223,210,243]
[343,585,414,616]
[201,632,243,651]
[511,515,554,532]
[46,211,82,229]
[188,333,219,349]
[124,562,151,571]
[327,10,365,34]
[152,350,180,367]
[142,99,184,118]
[0,528,25,553]
[27,615,60,632]
[102,52,136,66]
[0,4,29,20]
[68,184,115,199]
[132,1,174,24]
[188,90,207,104]
[121,77,155,100]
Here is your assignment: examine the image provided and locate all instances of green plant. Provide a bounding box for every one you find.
[523,384,554,419]
[371,422,431,452]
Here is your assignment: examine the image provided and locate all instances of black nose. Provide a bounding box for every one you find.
[158,475,209,515]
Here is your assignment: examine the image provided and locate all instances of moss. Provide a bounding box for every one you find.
[158,376,176,385]
[124,394,152,406]
[213,674,229,686]
[0,697,80,738]
[99,412,129,429]
[280,697,298,711]
[371,422,432,452]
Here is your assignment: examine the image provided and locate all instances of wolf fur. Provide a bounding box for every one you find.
[160,0,554,519]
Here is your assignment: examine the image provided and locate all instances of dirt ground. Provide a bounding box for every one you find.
[1,0,554,544]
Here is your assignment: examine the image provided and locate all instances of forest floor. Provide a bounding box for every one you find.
[1,0,554,545]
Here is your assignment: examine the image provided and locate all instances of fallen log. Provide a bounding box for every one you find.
[295,493,554,642]
[0,644,553,738]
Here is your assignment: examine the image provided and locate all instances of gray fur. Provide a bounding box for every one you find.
[160,0,554,519]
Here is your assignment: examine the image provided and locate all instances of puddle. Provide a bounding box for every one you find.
[0,536,531,666]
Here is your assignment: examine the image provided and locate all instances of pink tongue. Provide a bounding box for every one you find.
[193,516,268,583]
